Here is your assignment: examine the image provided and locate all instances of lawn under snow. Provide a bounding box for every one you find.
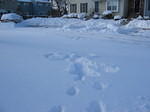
[0,18,150,112]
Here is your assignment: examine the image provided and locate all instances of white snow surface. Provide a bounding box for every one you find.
[0,18,150,112]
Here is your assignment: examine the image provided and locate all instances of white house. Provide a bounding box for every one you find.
[68,0,128,17]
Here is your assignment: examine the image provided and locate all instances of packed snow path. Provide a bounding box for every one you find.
[0,19,150,112]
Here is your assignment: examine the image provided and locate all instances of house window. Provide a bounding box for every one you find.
[107,0,119,12]
[95,1,99,13]
[80,3,88,13]
[70,4,77,13]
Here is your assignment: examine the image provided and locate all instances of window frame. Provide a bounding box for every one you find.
[80,3,88,13]
[106,0,119,12]
[95,1,99,13]
[70,4,77,13]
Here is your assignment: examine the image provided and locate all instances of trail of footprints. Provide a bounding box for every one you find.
[45,52,120,112]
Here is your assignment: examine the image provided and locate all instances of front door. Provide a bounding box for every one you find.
[135,0,144,15]
[135,0,140,13]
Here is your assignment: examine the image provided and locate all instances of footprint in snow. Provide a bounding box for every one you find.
[86,101,106,112]
[48,105,65,112]
[93,82,108,91]
[66,86,79,96]
[133,96,150,112]
[44,52,80,61]
[44,52,68,60]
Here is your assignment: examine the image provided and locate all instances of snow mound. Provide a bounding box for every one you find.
[68,57,101,81]
[18,18,64,28]
[62,13,86,19]
[1,13,23,22]
[93,14,99,19]
[100,63,120,73]
[126,19,150,29]
[18,18,80,28]
[114,15,122,20]
[17,18,121,33]
[137,15,143,20]
[77,13,86,19]
[102,11,112,15]
[63,19,120,32]
[63,13,78,18]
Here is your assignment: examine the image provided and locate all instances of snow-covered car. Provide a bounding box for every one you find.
[1,13,23,23]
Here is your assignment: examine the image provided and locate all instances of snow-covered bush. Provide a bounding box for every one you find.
[62,13,86,19]
[136,15,143,20]
[119,19,129,25]
[1,13,23,23]
[77,13,86,19]
[103,11,112,15]
[68,13,78,18]
[62,13,78,18]
[102,11,113,19]
[114,15,122,20]
[93,14,99,19]
[62,14,68,18]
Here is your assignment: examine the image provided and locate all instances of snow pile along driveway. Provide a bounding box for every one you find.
[17,18,121,32]
[17,17,150,34]
[126,19,150,29]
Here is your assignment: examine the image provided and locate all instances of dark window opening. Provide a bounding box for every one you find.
[80,3,88,13]
[70,4,77,13]
[95,1,99,13]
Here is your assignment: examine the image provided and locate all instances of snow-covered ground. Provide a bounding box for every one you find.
[0,18,150,112]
